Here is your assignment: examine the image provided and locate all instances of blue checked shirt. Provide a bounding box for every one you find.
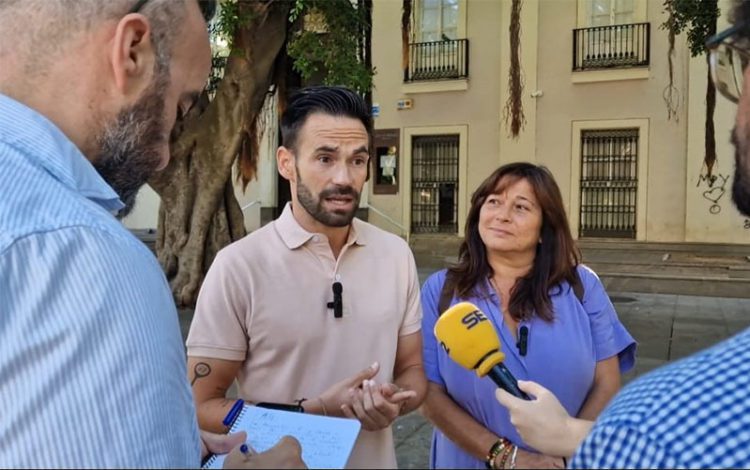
[0,94,200,467]
[570,327,750,469]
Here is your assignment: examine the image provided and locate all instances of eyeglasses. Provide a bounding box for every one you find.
[129,0,217,22]
[706,24,750,104]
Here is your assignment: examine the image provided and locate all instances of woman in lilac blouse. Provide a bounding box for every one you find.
[420,162,636,469]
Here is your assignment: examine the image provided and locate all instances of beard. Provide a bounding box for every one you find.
[93,71,170,219]
[296,174,361,227]
[731,128,750,217]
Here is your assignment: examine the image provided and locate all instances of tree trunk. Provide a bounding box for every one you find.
[149,0,291,307]
[401,0,412,80]
[704,49,717,177]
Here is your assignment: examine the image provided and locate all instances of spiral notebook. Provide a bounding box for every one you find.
[202,405,361,469]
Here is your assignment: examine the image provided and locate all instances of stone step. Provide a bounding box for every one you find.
[410,235,750,298]
[595,272,750,298]
[583,261,750,279]
[578,239,750,256]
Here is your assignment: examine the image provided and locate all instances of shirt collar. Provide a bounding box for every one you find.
[275,202,368,249]
[0,94,124,213]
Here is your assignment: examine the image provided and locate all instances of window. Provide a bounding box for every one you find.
[417,0,459,42]
[573,0,649,71]
[577,0,645,28]
[589,0,635,27]
[404,0,468,83]
[579,129,639,238]
[411,135,459,233]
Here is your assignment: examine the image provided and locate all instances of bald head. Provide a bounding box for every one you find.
[0,0,186,85]
[0,0,212,218]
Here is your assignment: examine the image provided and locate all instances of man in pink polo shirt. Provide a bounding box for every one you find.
[186,86,427,468]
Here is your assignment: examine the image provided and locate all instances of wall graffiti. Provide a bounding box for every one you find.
[696,173,730,214]
[744,219,750,229]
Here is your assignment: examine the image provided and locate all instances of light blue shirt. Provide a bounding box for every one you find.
[571,327,750,469]
[421,265,636,469]
[0,94,200,468]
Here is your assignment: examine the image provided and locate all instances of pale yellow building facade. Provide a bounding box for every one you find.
[367,0,748,244]
[125,0,748,245]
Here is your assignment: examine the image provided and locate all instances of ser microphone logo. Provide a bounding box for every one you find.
[461,310,488,330]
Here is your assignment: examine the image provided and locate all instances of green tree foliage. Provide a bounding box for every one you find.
[212,0,373,93]
[662,0,719,57]
[662,0,720,175]
[287,1,374,93]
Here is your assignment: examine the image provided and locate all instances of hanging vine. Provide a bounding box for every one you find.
[401,0,412,78]
[662,0,680,121]
[503,0,525,138]
[661,0,719,175]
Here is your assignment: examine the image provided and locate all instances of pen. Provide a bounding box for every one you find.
[222,399,245,430]
[199,400,245,469]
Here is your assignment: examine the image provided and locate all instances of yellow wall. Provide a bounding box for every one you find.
[684,0,748,242]
[369,0,504,237]
[369,0,749,244]
[535,0,689,241]
[130,0,750,245]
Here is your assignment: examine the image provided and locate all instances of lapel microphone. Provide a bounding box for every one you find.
[327,282,343,318]
[517,326,528,356]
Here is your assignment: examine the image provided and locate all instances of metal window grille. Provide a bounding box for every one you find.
[579,129,638,238]
[411,135,459,233]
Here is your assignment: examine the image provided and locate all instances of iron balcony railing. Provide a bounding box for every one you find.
[573,22,650,71]
[405,38,469,82]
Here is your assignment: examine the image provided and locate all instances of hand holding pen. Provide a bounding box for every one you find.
[222,436,306,469]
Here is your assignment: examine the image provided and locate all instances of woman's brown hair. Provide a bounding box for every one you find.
[440,162,581,321]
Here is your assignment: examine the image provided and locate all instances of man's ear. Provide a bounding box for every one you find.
[110,13,156,97]
[277,146,297,183]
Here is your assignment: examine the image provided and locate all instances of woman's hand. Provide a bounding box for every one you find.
[495,380,592,458]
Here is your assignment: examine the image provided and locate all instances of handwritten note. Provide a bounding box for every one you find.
[203,406,361,469]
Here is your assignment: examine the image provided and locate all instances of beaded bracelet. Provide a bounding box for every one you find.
[495,443,514,469]
[485,439,510,469]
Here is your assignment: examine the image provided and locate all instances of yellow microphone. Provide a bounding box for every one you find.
[434,302,530,399]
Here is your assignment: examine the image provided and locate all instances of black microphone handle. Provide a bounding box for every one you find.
[487,364,530,400]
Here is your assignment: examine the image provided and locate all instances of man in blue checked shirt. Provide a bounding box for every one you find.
[496,2,750,468]
[0,0,303,468]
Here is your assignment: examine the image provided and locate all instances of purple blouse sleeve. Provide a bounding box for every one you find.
[577,265,637,373]
[421,270,448,387]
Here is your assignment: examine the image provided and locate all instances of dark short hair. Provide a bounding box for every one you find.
[280,86,372,151]
[734,1,750,32]
[442,162,581,322]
